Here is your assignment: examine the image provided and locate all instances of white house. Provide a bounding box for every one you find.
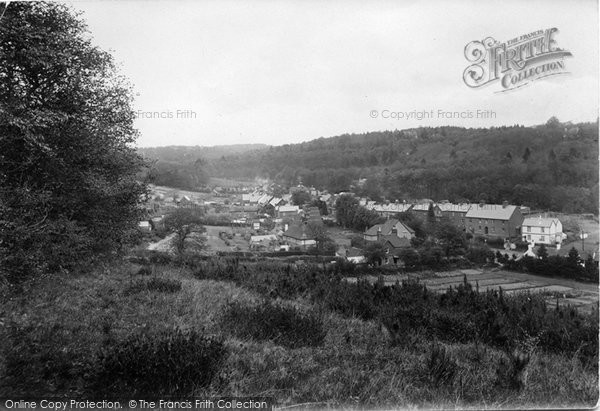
[522,217,564,245]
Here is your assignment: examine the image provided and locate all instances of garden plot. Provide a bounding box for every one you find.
[350,268,599,313]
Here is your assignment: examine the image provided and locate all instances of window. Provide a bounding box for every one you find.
[540,236,545,242]
[527,235,531,240]
[541,227,545,233]
[492,227,495,232]
[527,226,531,232]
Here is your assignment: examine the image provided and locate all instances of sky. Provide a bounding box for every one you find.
[67,0,599,147]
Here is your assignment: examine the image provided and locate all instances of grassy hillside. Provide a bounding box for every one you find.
[1,253,597,408]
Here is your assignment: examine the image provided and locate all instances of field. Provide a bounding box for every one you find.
[203,225,251,252]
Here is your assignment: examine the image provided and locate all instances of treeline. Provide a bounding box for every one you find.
[141,159,209,190]
[202,119,598,213]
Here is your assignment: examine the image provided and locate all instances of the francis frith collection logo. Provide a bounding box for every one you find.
[463,28,572,92]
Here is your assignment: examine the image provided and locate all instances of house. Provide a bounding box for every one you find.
[242,192,263,204]
[522,217,564,245]
[250,234,278,244]
[277,205,300,219]
[319,194,332,203]
[367,202,413,217]
[380,235,411,265]
[411,202,443,220]
[257,194,273,206]
[465,202,524,240]
[340,247,366,264]
[364,219,415,242]
[437,203,472,230]
[303,206,322,225]
[138,221,152,232]
[283,223,317,249]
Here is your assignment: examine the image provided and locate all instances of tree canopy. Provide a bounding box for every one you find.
[0,2,146,282]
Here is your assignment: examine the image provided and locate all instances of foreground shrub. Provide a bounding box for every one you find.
[495,349,531,391]
[425,342,458,386]
[221,300,326,349]
[91,328,227,396]
[1,321,91,396]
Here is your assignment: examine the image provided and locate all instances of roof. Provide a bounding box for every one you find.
[437,203,472,213]
[269,197,283,206]
[365,219,399,236]
[465,204,519,220]
[277,205,300,213]
[257,194,273,205]
[365,219,414,236]
[523,217,560,227]
[381,235,411,249]
[367,203,413,213]
[283,223,315,240]
[346,247,365,257]
[411,203,435,211]
[250,234,278,243]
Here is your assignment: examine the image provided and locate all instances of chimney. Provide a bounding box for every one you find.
[377,226,382,240]
[502,201,508,208]
[479,200,484,208]
[284,223,288,231]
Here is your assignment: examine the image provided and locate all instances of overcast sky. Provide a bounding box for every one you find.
[68,0,598,147]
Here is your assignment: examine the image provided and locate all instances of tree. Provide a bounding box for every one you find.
[0,3,147,281]
[435,219,467,256]
[308,222,335,255]
[310,199,328,216]
[365,242,386,266]
[163,209,206,254]
[522,147,531,162]
[537,243,548,259]
[291,190,311,206]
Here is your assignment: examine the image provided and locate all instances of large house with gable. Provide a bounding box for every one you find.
[283,222,317,249]
[465,202,524,240]
[364,219,415,242]
[522,216,564,245]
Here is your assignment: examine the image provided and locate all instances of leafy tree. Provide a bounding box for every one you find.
[537,243,548,259]
[435,219,467,256]
[365,242,386,266]
[308,222,335,255]
[163,209,206,254]
[310,199,328,216]
[291,190,311,206]
[522,147,531,162]
[0,2,147,282]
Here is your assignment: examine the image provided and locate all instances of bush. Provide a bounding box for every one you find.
[91,328,227,396]
[2,321,92,396]
[495,349,531,391]
[425,342,457,386]
[221,300,326,349]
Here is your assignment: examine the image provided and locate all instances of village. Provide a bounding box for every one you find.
[139,178,596,264]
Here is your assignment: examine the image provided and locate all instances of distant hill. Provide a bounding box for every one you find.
[138,144,269,162]
[139,119,599,213]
